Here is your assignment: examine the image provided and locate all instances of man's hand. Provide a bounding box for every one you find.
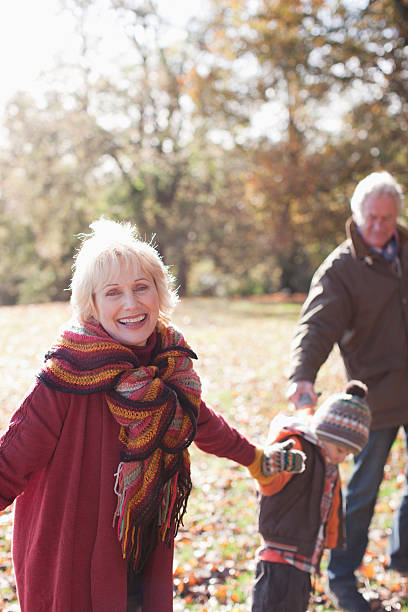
[286,380,318,415]
[262,439,306,475]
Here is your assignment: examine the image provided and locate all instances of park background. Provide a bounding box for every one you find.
[1,0,408,609]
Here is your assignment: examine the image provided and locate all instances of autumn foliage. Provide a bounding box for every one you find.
[1,299,408,610]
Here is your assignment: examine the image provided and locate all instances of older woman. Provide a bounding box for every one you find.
[0,219,303,612]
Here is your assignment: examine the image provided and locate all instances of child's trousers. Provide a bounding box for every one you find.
[251,560,311,612]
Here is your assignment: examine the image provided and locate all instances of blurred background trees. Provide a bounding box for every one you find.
[1,0,407,304]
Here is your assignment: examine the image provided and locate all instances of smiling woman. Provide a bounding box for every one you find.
[71,218,173,346]
[0,217,291,612]
[93,267,160,347]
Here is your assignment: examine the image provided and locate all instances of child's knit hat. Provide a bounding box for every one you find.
[311,380,371,454]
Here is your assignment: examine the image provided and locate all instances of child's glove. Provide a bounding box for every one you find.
[247,442,306,486]
[262,439,306,476]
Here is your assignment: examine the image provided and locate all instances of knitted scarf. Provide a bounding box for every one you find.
[38,319,201,572]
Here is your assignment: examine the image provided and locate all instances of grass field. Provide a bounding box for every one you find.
[0,297,407,611]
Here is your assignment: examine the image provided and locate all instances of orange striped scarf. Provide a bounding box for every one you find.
[39,319,201,572]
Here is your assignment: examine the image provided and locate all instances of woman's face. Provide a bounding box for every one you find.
[93,261,160,346]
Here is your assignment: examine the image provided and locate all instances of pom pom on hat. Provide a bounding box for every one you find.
[312,380,371,454]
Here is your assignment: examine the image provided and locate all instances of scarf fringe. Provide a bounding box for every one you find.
[114,463,191,572]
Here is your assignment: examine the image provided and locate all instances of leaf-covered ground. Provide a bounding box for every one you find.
[1,297,408,611]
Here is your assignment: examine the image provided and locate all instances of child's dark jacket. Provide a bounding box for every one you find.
[257,416,344,565]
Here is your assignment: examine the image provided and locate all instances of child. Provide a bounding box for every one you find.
[250,380,371,612]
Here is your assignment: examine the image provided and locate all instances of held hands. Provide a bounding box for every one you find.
[286,380,318,415]
[262,439,306,476]
[247,442,306,486]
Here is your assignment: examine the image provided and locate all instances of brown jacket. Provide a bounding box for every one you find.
[289,219,408,430]
[258,429,343,561]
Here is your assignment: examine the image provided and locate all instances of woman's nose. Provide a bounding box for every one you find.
[123,290,139,308]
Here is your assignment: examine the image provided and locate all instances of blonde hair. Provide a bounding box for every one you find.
[350,171,403,225]
[70,218,179,324]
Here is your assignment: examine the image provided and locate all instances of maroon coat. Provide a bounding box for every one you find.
[0,336,255,612]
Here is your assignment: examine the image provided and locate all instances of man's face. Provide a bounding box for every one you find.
[359,193,399,249]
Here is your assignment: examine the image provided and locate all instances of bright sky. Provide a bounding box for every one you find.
[0,1,68,108]
[0,0,202,111]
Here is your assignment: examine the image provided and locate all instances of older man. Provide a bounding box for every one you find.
[287,171,407,612]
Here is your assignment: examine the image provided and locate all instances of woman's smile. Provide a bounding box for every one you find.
[118,314,147,325]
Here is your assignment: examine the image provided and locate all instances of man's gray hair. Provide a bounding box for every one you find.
[350,171,404,225]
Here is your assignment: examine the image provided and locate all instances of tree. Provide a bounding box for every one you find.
[191,0,408,290]
[0,90,107,303]
[2,0,407,302]
[56,0,238,294]
[0,0,262,302]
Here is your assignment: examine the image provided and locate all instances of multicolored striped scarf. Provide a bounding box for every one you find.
[38,319,201,572]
